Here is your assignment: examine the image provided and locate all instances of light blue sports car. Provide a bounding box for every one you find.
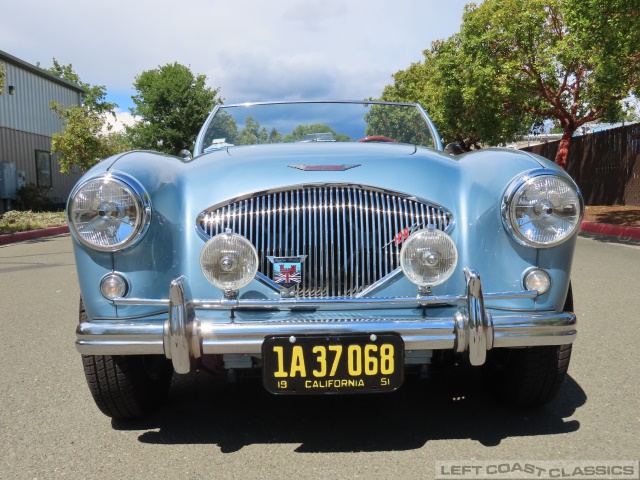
[68,101,583,419]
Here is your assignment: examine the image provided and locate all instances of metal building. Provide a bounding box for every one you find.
[0,50,84,213]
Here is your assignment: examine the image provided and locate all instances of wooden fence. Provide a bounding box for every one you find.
[524,123,640,206]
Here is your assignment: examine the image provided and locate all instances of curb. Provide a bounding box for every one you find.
[0,225,70,245]
[580,221,640,240]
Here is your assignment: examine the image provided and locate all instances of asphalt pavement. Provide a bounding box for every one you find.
[0,234,638,480]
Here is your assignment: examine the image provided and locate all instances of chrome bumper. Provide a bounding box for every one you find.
[76,268,577,374]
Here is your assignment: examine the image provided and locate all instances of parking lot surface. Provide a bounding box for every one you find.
[0,234,638,479]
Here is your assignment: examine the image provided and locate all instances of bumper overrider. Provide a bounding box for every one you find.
[76,268,577,374]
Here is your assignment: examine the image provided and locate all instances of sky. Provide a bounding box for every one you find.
[1,0,472,129]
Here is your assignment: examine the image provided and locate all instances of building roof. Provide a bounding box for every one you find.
[0,50,84,93]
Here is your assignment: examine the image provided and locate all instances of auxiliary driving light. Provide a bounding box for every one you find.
[400,228,458,287]
[200,231,259,292]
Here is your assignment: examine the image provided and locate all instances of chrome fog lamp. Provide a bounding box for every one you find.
[523,268,551,295]
[400,227,458,287]
[502,171,583,248]
[200,231,259,292]
[67,172,151,252]
[100,273,129,300]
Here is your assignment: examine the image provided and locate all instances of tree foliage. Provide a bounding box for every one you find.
[382,0,640,164]
[0,63,5,94]
[460,0,640,167]
[44,59,130,173]
[381,35,533,151]
[51,104,131,173]
[202,114,284,147]
[127,63,221,155]
[236,115,271,145]
[203,110,238,146]
[282,123,351,142]
[42,59,117,114]
[365,103,437,147]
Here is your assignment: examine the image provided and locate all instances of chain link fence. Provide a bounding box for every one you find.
[523,123,640,206]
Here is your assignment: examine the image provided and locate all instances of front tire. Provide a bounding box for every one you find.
[482,284,574,407]
[80,299,173,419]
[483,344,572,407]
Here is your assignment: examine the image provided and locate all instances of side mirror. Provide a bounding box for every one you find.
[179,149,193,161]
[444,143,464,156]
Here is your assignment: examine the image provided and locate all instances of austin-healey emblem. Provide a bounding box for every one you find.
[267,256,307,287]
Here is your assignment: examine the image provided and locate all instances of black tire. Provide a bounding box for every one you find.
[482,283,574,407]
[80,299,173,419]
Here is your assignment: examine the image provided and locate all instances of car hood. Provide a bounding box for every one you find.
[105,143,552,228]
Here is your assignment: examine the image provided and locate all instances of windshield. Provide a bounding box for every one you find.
[196,102,439,154]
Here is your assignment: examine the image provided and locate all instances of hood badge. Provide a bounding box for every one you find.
[267,256,307,288]
[288,164,361,171]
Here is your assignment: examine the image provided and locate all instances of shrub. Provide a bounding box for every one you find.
[17,183,53,212]
[0,210,66,234]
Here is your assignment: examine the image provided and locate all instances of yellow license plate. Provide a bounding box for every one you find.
[262,333,404,394]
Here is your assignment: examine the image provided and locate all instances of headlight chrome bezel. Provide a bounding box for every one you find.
[67,171,151,252]
[501,169,584,248]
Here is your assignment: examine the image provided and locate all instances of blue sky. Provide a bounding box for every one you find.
[2,0,472,127]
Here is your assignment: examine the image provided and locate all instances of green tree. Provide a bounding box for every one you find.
[233,115,284,145]
[42,59,116,114]
[43,59,129,173]
[51,103,126,173]
[0,63,5,94]
[236,115,269,145]
[283,123,351,142]
[203,109,238,147]
[268,127,283,143]
[127,63,221,154]
[460,0,640,167]
[364,103,438,148]
[382,35,534,151]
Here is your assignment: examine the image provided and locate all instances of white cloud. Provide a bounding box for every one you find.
[103,109,138,134]
[2,0,472,111]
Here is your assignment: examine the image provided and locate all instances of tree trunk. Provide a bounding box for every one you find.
[554,127,575,169]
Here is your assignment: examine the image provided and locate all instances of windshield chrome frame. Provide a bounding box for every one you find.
[193,100,443,156]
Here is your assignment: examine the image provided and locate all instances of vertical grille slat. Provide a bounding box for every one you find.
[341,187,348,296]
[197,185,452,299]
[363,190,371,287]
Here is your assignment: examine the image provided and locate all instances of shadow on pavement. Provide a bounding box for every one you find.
[579,231,640,246]
[112,364,586,453]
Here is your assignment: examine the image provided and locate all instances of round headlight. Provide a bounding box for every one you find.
[503,171,583,248]
[200,231,259,292]
[67,172,150,252]
[400,228,458,287]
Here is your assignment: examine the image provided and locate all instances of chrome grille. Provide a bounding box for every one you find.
[197,185,453,298]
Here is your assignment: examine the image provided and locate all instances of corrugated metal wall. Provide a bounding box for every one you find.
[1,58,83,136]
[0,127,82,207]
[0,52,84,211]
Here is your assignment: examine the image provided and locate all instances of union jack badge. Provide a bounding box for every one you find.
[267,256,307,287]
